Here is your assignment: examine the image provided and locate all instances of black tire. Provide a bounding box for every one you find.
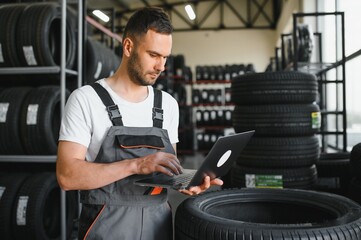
[0,87,32,154]
[316,152,352,195]
[175,188,361,240]
[85,37,120,84]
[297,24,313,62]
[20,86,69,154]
[350,143,361,179]
[237,136,320,168]
[348,177,361,205]
[16,3,76,68]
[12,172,78,240]
[0,173,30,240]
[317,152,350,178]
[231,164,318,189]
[231,71,318,104]
[0,4,26,67]
[233,104,321,136]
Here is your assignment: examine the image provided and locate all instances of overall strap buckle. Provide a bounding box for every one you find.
[152,107,163,121]
[107,105,122,121]
[152,88,163,128]
[91,83,124,126]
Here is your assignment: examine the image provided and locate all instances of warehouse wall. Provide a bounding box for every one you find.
[172,29,277,73]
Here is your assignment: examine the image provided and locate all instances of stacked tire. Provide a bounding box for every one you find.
[349,143,361,204]
[0,172,78,240]
[0,3,76,69]
[315,151,351,195]
[230,71,320,189]
[85,37,121,84]
[0,3,120,85]
[0,86,69,155]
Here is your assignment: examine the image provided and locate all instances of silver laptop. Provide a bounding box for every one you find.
[134,130,255,190]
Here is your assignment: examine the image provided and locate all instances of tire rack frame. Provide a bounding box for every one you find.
[0,0,84,239]
[292,12,347,152]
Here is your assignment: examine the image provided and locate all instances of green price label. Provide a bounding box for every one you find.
[245,174,283,188]
[311,111,321,129]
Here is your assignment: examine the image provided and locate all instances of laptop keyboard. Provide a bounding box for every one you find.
[172,172,195,185]
[154,169,196,186]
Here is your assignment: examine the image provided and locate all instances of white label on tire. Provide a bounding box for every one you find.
[245,174,256,188]
[26,104,39,125]
[0,186,5,200]
[22,46,38,66]
[16,196,29,226]
[0,43,4,63]
[0,103,9,123]
[94,61,102,79]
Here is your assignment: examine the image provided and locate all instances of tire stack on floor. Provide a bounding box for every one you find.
[315,151,351,196]
[349,143,361,204]
[230,71,320,189]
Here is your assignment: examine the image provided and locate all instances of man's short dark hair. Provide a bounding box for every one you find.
[122,7,173,43]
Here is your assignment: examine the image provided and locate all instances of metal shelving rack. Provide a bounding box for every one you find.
[0,0,83,239]
[191,80,235,152]
[291,12,347,152]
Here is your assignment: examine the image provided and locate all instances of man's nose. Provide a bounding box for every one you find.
[155,58,166,72]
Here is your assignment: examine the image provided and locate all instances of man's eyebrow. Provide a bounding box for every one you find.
[147,50,170,58]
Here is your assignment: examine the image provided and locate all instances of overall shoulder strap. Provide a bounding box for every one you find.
[152,88,163,128]
[91,83,123,126]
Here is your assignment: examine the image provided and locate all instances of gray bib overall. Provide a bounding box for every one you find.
[78,83,174,240]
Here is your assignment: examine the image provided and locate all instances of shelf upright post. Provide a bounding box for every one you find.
[341,12,347,151]
[292,13,298,71]
[78,0,84,88]
[60,0,67,239]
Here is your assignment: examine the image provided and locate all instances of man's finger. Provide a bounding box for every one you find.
[155,165,175,176]
[210,178,223,186]
[160,158,182,175]
[203,176,211,189]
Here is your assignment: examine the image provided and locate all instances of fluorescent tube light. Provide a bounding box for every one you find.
[92,10,110,23]
[185,4,196,20]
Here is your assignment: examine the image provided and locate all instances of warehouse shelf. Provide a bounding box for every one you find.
[294,62,335,75]
[195,80,232,84]
[0,155,56,163]
[0,66,78,75]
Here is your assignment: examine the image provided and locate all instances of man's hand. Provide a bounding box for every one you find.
[135,151,183,176]
[179,176,223,195]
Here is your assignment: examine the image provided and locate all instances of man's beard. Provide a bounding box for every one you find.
[127,50,158,86]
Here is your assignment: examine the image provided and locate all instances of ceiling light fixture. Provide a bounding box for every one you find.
[92,10,110,23]
[185,4,196,20]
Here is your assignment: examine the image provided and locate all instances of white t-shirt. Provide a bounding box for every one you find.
[59,79,179,162]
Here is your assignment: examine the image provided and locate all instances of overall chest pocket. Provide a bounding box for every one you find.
[116,134,165,150]
[115,134,165,160]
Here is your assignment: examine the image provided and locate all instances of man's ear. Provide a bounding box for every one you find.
[123,37,134,57]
